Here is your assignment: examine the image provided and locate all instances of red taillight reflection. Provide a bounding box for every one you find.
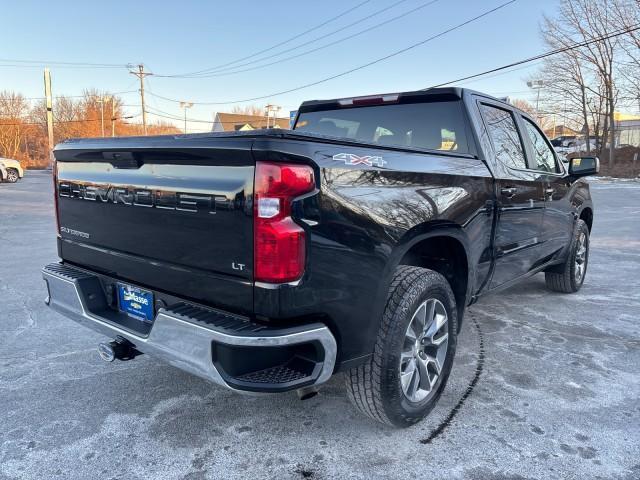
[254,162,315,283]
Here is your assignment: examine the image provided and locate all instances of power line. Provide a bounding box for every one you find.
[452,59,546,87]
[427,23,640,88]
[145,105,213,124]
[145,0,517,106]
[146,102,292,124]
[0,63,126,70]
[160,0,416,79]
[0,114,140,127]
[20,90,138,101]
[160,0,441,80]
[163,0,373,78]
[0,58,128,68]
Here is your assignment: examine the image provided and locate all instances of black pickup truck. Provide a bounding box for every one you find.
[43,87,597,427]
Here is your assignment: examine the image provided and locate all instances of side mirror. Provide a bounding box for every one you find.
[568,156,599,177]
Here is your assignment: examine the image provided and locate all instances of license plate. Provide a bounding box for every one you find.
[117,283,154,323]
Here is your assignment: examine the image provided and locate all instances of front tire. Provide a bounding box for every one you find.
[545,219,590,293]
[345,266,458,427]
[5,168,19,183]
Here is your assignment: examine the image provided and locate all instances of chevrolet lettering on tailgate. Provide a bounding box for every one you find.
[58,181,226,214]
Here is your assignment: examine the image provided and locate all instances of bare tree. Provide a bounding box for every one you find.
[0,91,32,160]
[535,18,595,151]
[535,0,639,163]
[612,0,640,110]
[511,99,554,131]
[231,104,266,117]
[560,0,619,163]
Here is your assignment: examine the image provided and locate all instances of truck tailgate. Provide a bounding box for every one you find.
[54,138,254,314]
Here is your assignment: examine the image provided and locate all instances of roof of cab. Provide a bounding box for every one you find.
[298,86,522,116]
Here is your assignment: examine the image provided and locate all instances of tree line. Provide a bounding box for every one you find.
[0,89,179,168]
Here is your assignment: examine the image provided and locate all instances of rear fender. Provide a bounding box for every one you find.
[366,222,472,344]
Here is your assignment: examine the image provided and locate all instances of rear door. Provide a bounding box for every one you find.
[477,102,546,288]
[54,136,255,314]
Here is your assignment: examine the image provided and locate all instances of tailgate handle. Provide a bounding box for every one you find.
[103,151,141,169]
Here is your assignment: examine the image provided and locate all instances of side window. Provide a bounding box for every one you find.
[523,118,558,173]
[480,104,527,170]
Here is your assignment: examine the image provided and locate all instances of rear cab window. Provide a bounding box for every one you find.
[479,103,527,171]
[294,97,471,154]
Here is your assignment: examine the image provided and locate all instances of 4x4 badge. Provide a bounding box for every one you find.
[333,153,386,167]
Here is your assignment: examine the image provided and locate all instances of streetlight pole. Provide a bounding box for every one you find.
[264,104,281,129]
[527,80,544,121]
[179,102,193,134]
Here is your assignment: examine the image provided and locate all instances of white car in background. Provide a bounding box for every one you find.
[552,137,599,155]
[0,158,24,183]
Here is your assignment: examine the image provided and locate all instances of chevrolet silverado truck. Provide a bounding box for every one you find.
[42,88,598,427]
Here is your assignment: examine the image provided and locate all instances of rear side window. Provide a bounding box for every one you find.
[523,118,559,173]
[294,100,470,154]
[480,104,527,170]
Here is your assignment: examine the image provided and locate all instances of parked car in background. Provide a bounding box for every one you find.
[550,135,577,148]
[0,158,24,183]
[553,136,599,155]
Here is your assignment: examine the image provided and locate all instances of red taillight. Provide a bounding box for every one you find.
[254,162,315,283]
[52,159,60,235]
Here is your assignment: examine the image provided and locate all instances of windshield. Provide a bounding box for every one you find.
[294,100,470,154]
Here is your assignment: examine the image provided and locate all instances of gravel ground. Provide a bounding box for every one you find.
[1,172,639,480]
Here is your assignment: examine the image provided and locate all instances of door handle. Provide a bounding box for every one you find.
[500,186,518,198]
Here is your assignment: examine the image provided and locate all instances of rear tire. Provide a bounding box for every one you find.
[545,219,589,293]
[345,266,458,427]
[5,168,19,183]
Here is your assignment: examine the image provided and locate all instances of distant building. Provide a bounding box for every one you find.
[211,113,290,132]
[614,112,640,147]
[544,125,579,139]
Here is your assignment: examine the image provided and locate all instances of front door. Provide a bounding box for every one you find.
[519,115,574,260]
[478,102,546,288]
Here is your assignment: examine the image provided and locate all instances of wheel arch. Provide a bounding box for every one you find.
[382,222,473,332]
[579,206,593,232]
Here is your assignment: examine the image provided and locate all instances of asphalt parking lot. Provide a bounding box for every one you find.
[1,172,639,480]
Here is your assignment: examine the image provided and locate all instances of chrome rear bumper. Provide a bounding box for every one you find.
[42,263,337,393]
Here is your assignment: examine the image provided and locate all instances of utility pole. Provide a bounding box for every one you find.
[129,64,152,135]
[179,101,193,134]
[43,68,54,168]
[98,94,112,137]
[99,94,105,137]
[111,100,116,137]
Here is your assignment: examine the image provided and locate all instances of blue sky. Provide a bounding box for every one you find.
[1,0,559,132]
